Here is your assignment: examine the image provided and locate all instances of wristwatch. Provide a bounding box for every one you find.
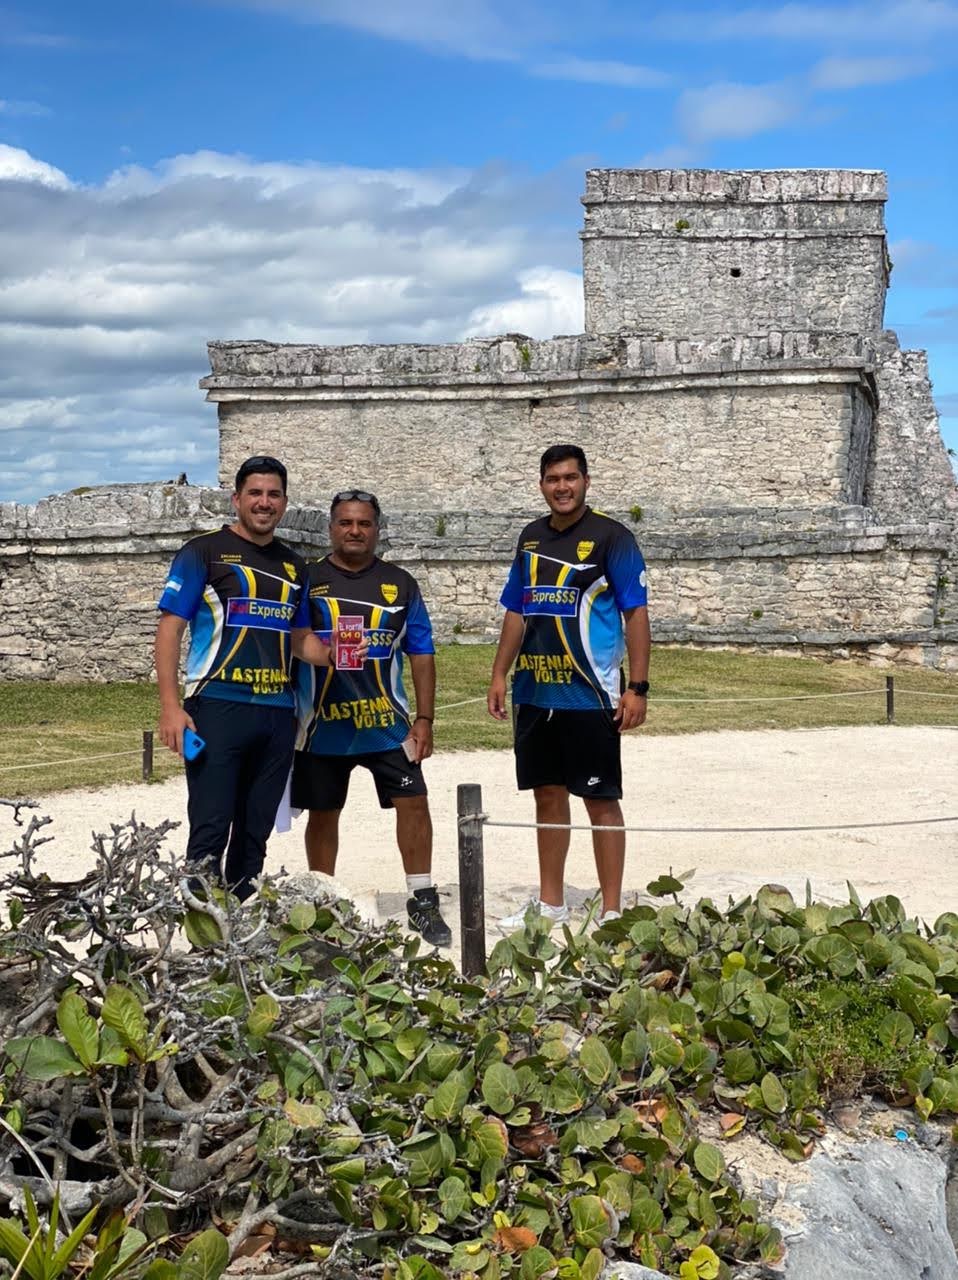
[627,680,650,696]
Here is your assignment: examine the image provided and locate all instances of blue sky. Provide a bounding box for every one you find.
[1,0,956,502]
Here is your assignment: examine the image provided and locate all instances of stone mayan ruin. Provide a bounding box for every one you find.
[1,168,956,680]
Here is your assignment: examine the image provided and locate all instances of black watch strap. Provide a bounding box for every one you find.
[627,680,650,696]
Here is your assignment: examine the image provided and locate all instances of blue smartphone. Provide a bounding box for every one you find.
[182,728,206,761]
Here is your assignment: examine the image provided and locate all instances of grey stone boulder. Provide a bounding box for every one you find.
[775,1136,958,1279]
[602,1267,669,1280]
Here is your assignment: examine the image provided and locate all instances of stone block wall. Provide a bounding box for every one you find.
[206,333,878,515]
[2,488,955,681]
[214,380,872,514]
[581,168,889,337]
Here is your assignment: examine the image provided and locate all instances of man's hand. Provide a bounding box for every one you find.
[407,718,433,762]
[158,703,196,756]
[487,674,509,721]
[613,689,647,733]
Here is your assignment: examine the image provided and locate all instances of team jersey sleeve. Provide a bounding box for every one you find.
[157,541,207,619]
[402,584,436,655]
[606,529,648,611]
[499,554,525,613]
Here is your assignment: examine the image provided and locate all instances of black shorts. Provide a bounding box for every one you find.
[514,705,622,799]
[291,748,428,811]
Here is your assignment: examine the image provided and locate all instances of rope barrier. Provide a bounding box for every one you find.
[433,696,487,712]
[891,689,958,699]
[433,688,958,710]
[476,815,958,834]
[655,689,880,704]
[0,750,144,774]
[2,685,954,778]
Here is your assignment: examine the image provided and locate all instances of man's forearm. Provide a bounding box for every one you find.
[408,654,436,719]
[292,629,332,666]
[623,606,651,682]
[491,611,525,679]
[155,614,186,708]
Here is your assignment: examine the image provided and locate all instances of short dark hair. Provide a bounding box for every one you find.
[540,444,588,479]
[235,455,288,494]
[329,489,381,522]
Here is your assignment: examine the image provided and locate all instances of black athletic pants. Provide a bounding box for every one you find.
[183,696,297,901]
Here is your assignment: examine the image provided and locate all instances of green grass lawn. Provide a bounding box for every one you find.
[1,645,957,796]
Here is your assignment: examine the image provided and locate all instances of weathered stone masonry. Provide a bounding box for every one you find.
[1,168,955,679]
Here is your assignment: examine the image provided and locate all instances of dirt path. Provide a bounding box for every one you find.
[4,726,956,962]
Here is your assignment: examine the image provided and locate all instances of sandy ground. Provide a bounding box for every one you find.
[3,726,956,962]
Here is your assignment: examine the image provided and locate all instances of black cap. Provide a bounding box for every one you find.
[235,455,288,494]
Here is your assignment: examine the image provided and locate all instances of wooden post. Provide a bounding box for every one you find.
[885,675,895,726]
[457,783,487,978]
[142,730,154,781]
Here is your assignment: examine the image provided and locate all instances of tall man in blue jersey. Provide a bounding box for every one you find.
[155,455,338,901]
[291,490,452,948]
[487,444,651,928]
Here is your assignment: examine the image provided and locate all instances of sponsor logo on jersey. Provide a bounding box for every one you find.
[283,562,298,581]
[226,596,297,630]
[577,540,595,562]
[522,585,580,617]
[522,540,539,550]
[640,569,648,588]
[317,626,393,659]
[381,583,399,604]
[310,583,330,596]
[220,554,243,563]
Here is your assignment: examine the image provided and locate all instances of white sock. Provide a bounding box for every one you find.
[407,873,432,895]
[539,899,566,917]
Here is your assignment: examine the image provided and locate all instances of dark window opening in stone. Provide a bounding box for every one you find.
[529,397,541,408]
[730,267,742,278]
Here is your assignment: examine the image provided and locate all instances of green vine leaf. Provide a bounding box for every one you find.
[56,992,100,1069]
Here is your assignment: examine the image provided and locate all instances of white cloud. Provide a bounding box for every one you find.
[0,146,583,503]
[810,54,932,88]
[0,143,71,188]
[228,0,544,60]
[676,81,801,143]
[0,98,51,116]
[638,143,701,168]
[646,1,958,43]
[888,239,958,287]
[461,267,584,339]
[531,57,671,88]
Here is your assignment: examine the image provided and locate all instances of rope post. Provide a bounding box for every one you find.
[142,730,154,781]
[457,783,487,978]
[885,675,895,725]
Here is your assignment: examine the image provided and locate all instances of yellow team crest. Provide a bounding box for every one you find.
[576,540,595,562]
[283,562,297,581]
[381,583,399,604]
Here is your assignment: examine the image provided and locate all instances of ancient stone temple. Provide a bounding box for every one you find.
[201,169,957,666]
[0,168,956,679]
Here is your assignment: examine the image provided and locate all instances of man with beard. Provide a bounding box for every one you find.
[291,489,451,947]
[156,455,339,900]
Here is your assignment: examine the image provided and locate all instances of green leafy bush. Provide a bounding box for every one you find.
[1,803,956,1279]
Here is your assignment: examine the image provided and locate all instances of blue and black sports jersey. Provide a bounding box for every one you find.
[157,526,310,707]
[500,508,648,711]
[295,557,434,756]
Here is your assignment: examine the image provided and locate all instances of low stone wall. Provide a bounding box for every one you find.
[2,486,955,681]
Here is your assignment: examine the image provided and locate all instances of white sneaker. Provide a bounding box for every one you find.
[498,899,570,930]
[597,910,622,925]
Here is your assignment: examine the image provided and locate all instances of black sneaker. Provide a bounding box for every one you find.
[407,887,452,947]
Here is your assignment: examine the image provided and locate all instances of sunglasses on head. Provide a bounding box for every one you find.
[331,489,381,515]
